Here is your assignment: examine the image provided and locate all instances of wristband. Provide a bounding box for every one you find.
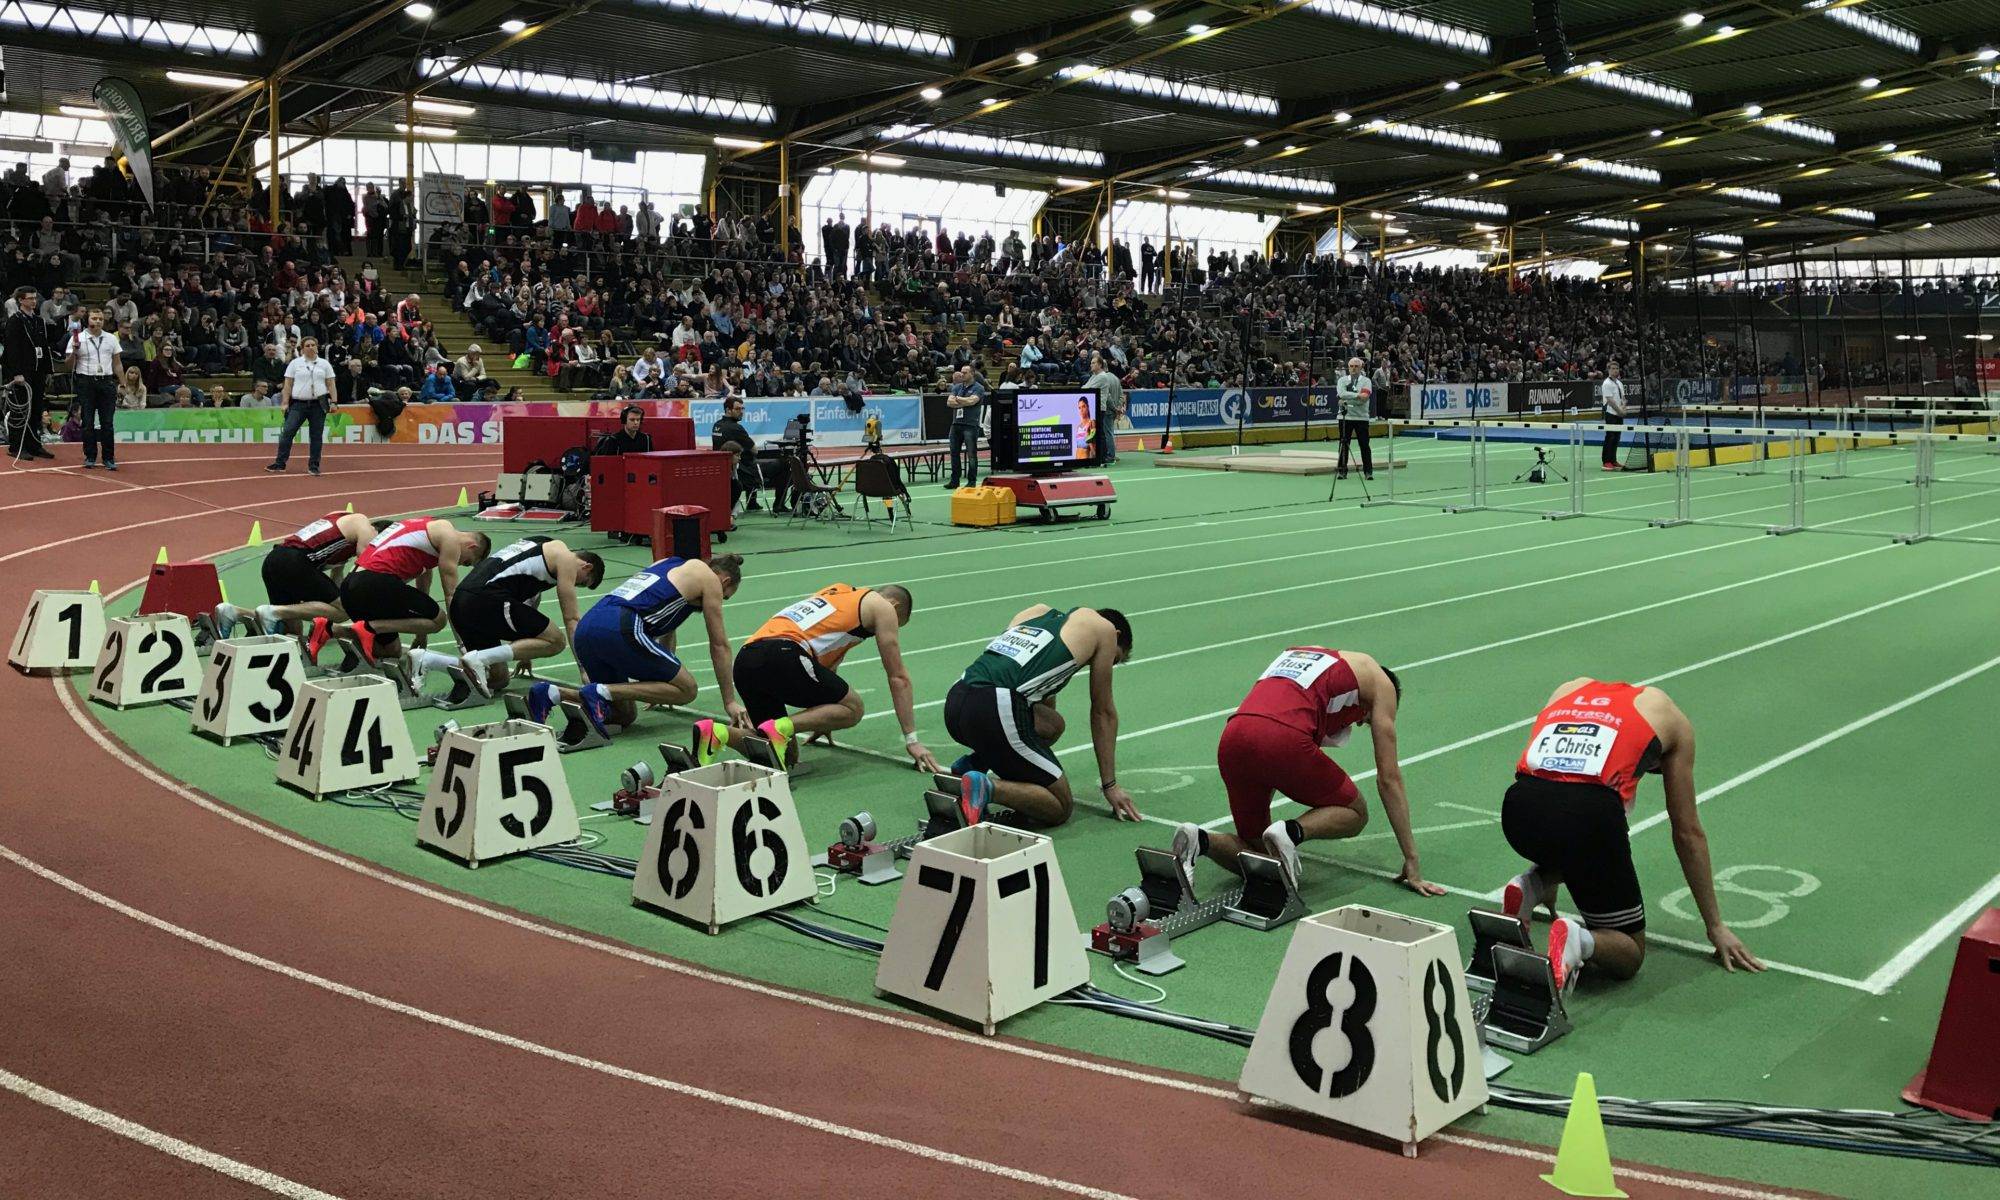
[903,730,921,746]
[1100,778,1116,791]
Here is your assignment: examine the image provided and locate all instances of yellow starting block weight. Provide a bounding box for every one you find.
[275,675,419,797]
[191,635,306,745]
[874,824,1088,1035]
[1238,905,1487,1157]
[417,719,579,868]
[88,613,201,709]
[8,588,105,675]
[632,760,813,933]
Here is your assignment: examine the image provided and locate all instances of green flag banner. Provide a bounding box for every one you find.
[92,77,155,209]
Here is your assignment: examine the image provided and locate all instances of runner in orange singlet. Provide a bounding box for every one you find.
[1500,677,1764,986]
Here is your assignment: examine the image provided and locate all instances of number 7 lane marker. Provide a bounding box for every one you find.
[0,844,1139,1200]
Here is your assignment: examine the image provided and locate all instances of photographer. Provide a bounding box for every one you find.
[710,395,760,513]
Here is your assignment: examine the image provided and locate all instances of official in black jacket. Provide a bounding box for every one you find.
[5,286,53,459]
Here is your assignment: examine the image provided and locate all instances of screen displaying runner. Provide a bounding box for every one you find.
[1014,389,1097,467]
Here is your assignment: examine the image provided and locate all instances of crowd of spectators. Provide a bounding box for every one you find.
[7,156,1979,412]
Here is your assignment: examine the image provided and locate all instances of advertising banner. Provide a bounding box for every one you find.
[1246,386,1340,424]
[1411,382,1509,419]
[1514,380,1597,412]
[112,398,694,445]
[93,77,154,209]
[1121,389,1238,432]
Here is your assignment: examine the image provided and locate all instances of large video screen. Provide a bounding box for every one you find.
[1008,389,1097,469]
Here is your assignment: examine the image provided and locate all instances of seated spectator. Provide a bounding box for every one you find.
[116,365,149,410]
[144,345,185,393]
[205,384,231,408]
[453,343,489,400]
[239,379,277,407]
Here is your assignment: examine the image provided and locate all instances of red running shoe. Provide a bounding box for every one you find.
[352,620,381,665]
[304,617,332,665]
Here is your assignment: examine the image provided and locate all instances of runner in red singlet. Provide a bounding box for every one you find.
[1500,677,1763,986]
[1171,646,1444,898]
[311,516,488,664]
[213,510,376,638]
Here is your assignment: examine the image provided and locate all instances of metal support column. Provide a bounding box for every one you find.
[266,78,281,228]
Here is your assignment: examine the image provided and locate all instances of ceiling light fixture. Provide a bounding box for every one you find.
[412,98,475,116]
[1649,127,1664,137]
[713,135,767,149]
[1243,137,1260,147]
[1187,23,1211,35]
[1130,8,1155,24]
[1466,171,1479,181]
[1333,110,1353,123]
[166,70,250,89]
[1015,50,1039,65]
[1681,11,1703,27]
[405,2,434,20]
[920,86,943,100]
[1055,177,1094,188]
[394,122,454,137]
[1743,104,1762,116]
[980,97,1001,107]
[500,19,526,33]
[1859,76,1879,89]
[1880,142,1897,152]
[1548,150,1565,161]
[1443,80,1460,91]
[866,153,906,167]
[58,104,105,119]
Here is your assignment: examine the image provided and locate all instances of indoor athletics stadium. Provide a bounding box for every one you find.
[5,2,2000,1197]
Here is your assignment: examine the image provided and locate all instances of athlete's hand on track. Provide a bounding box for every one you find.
[906,741,940,773]
[1708,924,1765,973]
[1396,859,1448,896]
[1104,783,1140,822]
[723,700,748,728]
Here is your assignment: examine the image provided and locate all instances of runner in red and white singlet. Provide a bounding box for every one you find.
[214,510,378,639]
[1171,646,1445,900]
[1499,677,1763,988]
[357,516,443,581]
[314,516,488,666]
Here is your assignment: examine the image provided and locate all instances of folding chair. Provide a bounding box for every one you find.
[784,453,846,528]
[852,453,913,532]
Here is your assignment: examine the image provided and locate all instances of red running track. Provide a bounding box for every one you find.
[0,443,1812,1199]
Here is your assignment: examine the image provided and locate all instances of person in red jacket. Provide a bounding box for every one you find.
[1172,646,1444,899]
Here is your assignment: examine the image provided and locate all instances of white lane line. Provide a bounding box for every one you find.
[1862,870,2000,994]
[0,463,498,514]
[0,475,486,567]
[45,679,1816,1193]
[1631,652,2000,838]
[0,844,1138,1200]
[0,1065,344,1199]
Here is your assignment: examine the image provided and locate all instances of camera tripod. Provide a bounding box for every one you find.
[1514,445,1567,485]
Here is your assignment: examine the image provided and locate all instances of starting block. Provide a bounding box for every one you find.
[1089,847,1306,975]
[815,781,969,883]
[593,743,699,821]
[631,759,813,933]
[875,823,1089,1035]
[9,588,105,675]
[1464,909,1572,1055]
[417,719,579,868]
[276,674,420,798]
[499,692,614,752]
[89,613,201,709]
[1240,906,1488,1156]
[735,732,783,771]
[431,666,489,711]
[191,635,305,745]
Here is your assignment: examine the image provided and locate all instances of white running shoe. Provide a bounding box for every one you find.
[1169,822,1202,902]
[212,602,246,638]
[1548,916,1588,990]
[1262,821,1302,892]
[459,656,495,699]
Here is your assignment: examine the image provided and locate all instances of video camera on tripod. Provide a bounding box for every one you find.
[1516,445,1566,485]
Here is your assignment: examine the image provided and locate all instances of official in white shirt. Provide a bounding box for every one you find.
[269,336,338,475]
[66,307,123,470]
[1599,360,1628,471]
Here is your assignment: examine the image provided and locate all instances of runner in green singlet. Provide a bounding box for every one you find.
[944,604,1134,827]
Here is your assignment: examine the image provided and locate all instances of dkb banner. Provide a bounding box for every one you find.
[1411,382,1509,419]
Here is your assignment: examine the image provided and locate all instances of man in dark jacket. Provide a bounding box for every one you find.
[4,286,54,459]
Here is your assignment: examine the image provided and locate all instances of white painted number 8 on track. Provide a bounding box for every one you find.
[1661,864,1819,930]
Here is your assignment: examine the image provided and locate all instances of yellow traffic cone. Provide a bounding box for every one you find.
[344,501,354,513]
[456,486,470,508]
[1542,1073,1626,1198]
[246,520,263,547]
[88,579,100,595]
[155,546,169,565]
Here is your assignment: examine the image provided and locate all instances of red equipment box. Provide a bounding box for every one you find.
[138,562,222,620]
[593,450,733,543]
[1904,907,2000,1120]
[985,472,1116,521]
[502,413,694,473]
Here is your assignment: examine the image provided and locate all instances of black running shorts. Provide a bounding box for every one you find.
[731,637,849,727]
[338,568,439,624]
[261,545,339,607]
[1501,774,1646,933]
[448,586,550,652]
[943,681,1061,787]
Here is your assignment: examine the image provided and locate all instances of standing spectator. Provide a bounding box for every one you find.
[65,306,122,469]
[6,285,56,459]
[944,365,985,488]
[325,177,356,255]
[268,335,336,475]
[1084,352,1124,464]
[1335,355,1374,480]
[1600,359,1627,471]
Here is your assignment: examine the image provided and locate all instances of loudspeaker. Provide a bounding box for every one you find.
[1532,0,1573,75]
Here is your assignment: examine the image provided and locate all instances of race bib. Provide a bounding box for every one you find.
[1259,648,1338,690]
[986,624,1055,665]
[777,595,836,631]
[613,571,659,601]
[295,518,333,542]
[1523,720,1618,779]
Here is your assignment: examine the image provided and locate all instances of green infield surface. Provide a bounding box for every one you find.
[87,440,2000,1199]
